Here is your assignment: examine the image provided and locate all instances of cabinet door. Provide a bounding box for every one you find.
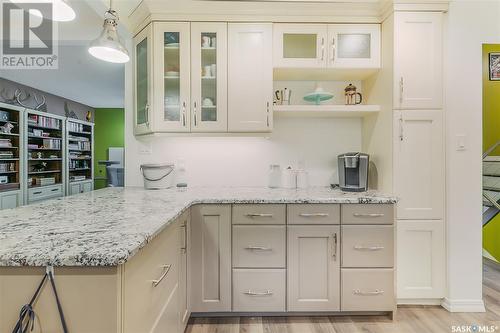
[394,12,443,109]
[153,22,191,132]
[191,22,228,132]
[190,204,231,312]
[69,183,80,196]
[151,284,179,333]
[327,24,380,68]
[133,24,153,135]
[81,181,93,193]
[287,225,340,311]
[228,23,273,132]
[393,110,444,219]
[0,191,20,209]
[178,211,190,330]
[273,24,328,68]
[397,220,445,299]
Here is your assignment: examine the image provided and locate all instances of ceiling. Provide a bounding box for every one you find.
[0,0,128,108]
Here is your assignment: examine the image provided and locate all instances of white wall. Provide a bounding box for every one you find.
[443,0,500,312]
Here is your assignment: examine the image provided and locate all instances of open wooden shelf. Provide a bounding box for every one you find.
[273,104,381,118]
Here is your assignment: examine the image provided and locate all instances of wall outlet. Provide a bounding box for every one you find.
[138,142,152,155]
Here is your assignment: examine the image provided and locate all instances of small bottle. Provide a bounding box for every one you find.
[268,164,282,188]
[176,158,188,188]
[283,166,297,189]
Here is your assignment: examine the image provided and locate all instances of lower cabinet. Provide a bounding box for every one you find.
[233,269,286,312]
[27,184,63,204]
[341,269,395,311]
[0,190,21,209]
[68,180,93,196]
[287,225,341,311]
[150,284,179,333]
[190,204,232,312]
[396,219,446,300]
[178,210,190,331]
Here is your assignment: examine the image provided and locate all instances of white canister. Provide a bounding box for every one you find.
[140,163,175,189]
[296,169,309,189]
[282,167,297,189]
[268,164,282,188]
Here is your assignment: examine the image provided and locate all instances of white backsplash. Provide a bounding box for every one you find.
[125,117,362,187]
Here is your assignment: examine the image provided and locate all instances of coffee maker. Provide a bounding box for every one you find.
[337,152,369,192]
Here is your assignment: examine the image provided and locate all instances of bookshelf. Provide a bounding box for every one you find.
[66,119,94,195]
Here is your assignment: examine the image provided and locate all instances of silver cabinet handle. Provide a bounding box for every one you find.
[299,213,329,217]
[353,213,385,218]
[245,246,272,251]
[331,37,336,64]
[193,101,197,126]
[399,77,404,104]
[180,222,187,253]
[331,233,337,260]
[266,102,270,127]
[353,245,385,251]
[151,264,172,287]
[399,113,404,141]
[244,290,273,296]
[320,37,325,61]
[353,289,384,296]
[245,213,273,218]
[145,103,150,127]
[182,102,186,127]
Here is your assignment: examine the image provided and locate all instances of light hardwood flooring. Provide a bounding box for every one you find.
[186,260,500,333]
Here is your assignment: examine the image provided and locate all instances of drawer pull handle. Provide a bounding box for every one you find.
[353,213,384,218]
[51,188,59,192]
[353,245,385,251]
[299,213,329,217]
[151,264,172,287]
[33,191,42,195]
[353,289,385,296]
[244,290,273,296]
[245,213,274,218]
[331,233,337,260]
[245,246,272,251]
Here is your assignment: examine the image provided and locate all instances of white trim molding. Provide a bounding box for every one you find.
[397,298,443,306]
[441,298,486,313]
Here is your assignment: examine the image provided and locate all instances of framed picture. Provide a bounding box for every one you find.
[489,53,500,80]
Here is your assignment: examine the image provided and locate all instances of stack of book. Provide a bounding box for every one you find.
[0,151,13,159]
[0,139,12,148]
[28,115,61,129]
[42,139,61,149]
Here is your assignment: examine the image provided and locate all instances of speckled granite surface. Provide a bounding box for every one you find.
[0,187,397,267]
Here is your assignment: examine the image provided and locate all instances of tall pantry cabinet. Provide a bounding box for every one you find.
[392,11,446,302]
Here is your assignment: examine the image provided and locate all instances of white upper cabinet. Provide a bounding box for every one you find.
[394,12,443,109]
[273,24,328,68]
[328,24,380,68]
[133,24,153,135]
[191,22,228,132]
[273,24,380,69]
[393,110,444,220]
[228,23,273,132]
[153,22,191,132]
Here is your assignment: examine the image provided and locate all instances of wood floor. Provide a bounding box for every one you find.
[186,260,500,333]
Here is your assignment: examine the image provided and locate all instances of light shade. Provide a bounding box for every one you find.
[11,0,76,22]
[88,16,129,64]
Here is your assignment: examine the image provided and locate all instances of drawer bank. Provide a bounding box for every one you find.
[0,201,396,333]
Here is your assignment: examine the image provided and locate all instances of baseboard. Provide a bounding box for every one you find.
[441,298,486,313]
[397,298,443,306]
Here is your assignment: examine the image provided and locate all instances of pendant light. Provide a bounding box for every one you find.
[88,0,129,64]
[10,0,76,22]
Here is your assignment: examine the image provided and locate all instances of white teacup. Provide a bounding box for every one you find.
[203,65,212,77]
[202,98,214,107]
[202,36,211,48]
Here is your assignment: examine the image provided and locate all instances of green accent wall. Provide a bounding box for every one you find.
[482,44,500,262]
[93,108,124,190]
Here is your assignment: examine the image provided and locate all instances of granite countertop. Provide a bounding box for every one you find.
[0,187,397,267]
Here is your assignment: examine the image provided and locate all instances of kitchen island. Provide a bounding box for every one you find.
[0,187,397,333]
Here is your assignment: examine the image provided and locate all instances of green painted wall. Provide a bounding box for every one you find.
[93,108,124,190]
[482,44,500,262]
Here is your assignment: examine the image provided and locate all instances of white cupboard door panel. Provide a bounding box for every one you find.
[228,23,273,132]
[134,24,153,135]
[151,284,179,333]
[153,22,191,132]
[273,24,328,68]
[397,220,446,299]
[328,24,380,68]
[69,183,80,195]
[394,12,443,109]
[288,225,340,311]
[191,22,228,132]
[0,192,20,209]
[178,211,190,330]
[393,110,444,219]
[190,205,231,312]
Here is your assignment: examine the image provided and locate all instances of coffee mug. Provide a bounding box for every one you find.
[202,98,214,107]
[203,65,212,77]
[202,36,211,48]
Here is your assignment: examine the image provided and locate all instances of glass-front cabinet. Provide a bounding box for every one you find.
[274,24,380,69]
[133,25,153,135]
[190,22,227,132]
[153,22,191,132]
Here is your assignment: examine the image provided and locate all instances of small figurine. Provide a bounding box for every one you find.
[0,122,14,134]
[86,110,92,122]
[36,152,43,159]
[32,162,47,172]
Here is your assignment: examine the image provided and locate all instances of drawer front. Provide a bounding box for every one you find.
[233,204,285,225]
[28,185,63,202]
[233,225,286,268]
[233,269,286,312]
[342,204,394,225]
[341,269,395,312]
[288,204,340,225]
[342,225,394,268]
